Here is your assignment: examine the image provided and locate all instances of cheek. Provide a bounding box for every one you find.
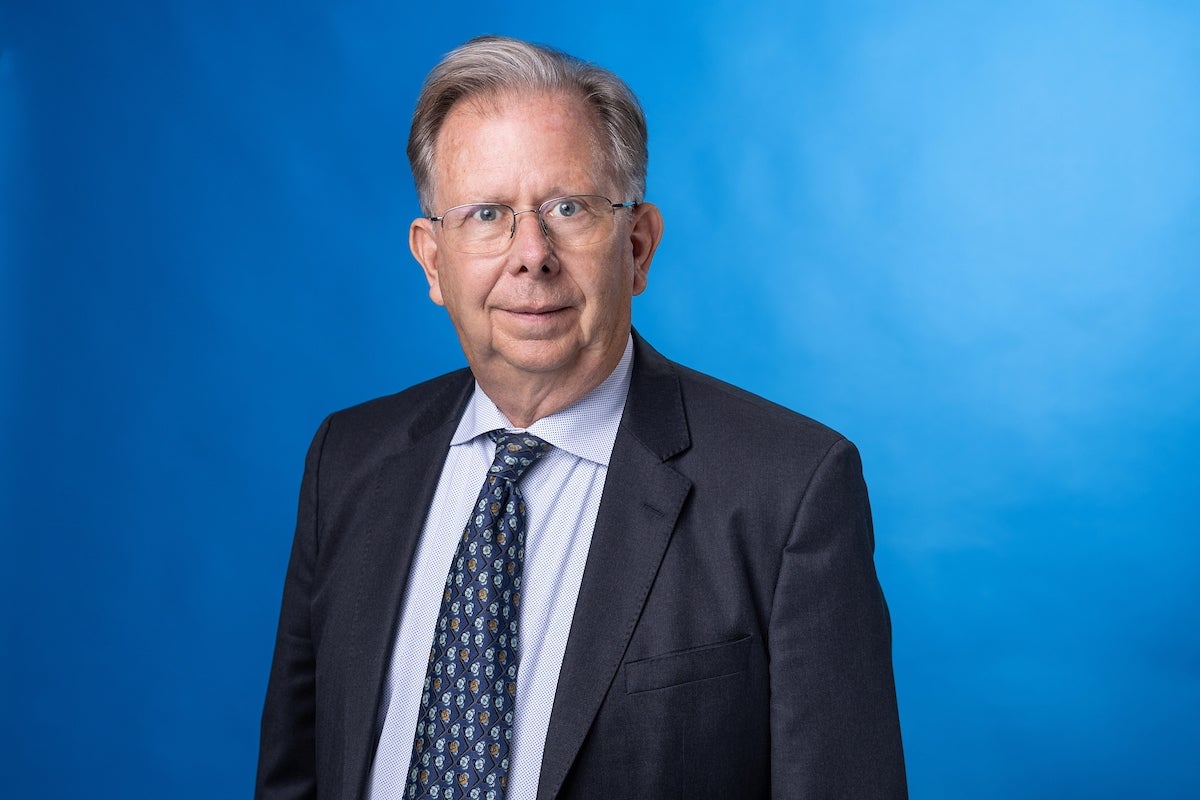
[605,246,639,298]
[439,260,504,314]
[580,265,635,322]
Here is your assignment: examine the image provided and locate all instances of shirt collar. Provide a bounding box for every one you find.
[450,335,634,467]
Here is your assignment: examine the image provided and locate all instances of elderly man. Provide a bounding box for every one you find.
[257,35,906,800]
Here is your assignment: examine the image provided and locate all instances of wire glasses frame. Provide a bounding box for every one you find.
[428,194,639,255]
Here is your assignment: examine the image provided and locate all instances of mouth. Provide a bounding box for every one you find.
[502,305,570,319]
[497,305,576,334]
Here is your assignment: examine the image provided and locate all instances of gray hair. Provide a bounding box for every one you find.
[407,36,648,214]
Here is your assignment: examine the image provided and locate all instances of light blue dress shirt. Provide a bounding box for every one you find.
[366,336,634,799]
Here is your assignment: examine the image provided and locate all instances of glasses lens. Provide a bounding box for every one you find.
[540,195,613,248]
[441,203,514,254]
[436,196,625,254]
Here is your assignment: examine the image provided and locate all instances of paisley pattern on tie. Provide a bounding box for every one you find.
[405,431,552,800]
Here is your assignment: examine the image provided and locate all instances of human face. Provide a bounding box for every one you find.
[410,91,662,410]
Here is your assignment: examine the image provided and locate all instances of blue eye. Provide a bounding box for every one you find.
[554,200,580,217]
[473,205,504,223]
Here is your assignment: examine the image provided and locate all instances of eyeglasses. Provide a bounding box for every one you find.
[429,194,639,255]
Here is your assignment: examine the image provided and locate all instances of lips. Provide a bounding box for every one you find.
[503,305,570,316]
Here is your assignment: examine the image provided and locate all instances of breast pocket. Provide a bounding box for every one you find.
[624,634,752,694]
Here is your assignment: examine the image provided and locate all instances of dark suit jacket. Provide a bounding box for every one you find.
[257,333,906,799]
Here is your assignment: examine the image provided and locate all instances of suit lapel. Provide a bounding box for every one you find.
[340,372,475,799]
[536,334,693,800]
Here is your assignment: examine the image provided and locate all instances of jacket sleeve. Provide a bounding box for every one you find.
[769,437,908,798]
[255,417,330,800]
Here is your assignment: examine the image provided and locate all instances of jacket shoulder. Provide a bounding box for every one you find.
[627,333,851,468]
[674,362,844,443]
[317,368,474,461]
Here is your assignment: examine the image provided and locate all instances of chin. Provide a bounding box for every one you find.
[499,340,581,375]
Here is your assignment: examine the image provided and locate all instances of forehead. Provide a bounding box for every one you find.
[431,90,611,201]
[441,88,601,142]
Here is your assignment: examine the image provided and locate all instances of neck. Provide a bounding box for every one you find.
[474,345,626,429]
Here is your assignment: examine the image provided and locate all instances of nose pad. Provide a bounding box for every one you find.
[511,209,550,241]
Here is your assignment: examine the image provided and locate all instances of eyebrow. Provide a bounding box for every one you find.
[462,188,587,207]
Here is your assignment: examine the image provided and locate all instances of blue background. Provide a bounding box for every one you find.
[3,1,1197,797]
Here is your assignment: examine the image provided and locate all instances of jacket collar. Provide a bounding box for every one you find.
[535,331,694,799]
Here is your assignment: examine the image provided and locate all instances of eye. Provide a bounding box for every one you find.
[547,198,581,218]
[471,205,505,224]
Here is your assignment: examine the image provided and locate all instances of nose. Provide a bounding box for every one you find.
[509,209,556,274]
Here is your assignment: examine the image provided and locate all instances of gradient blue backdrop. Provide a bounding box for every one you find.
[3,1,1197,797]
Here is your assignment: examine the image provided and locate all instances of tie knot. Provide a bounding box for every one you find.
[488,430,552,483]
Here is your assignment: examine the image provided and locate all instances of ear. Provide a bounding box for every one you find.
[628,201,664,296]
[410,217,445,307]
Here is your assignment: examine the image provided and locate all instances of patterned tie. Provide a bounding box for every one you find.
[404,430,552,800]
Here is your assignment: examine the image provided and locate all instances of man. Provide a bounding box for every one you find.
[257,35,906,800]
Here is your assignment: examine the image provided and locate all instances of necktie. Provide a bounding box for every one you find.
[404,430,552,800]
